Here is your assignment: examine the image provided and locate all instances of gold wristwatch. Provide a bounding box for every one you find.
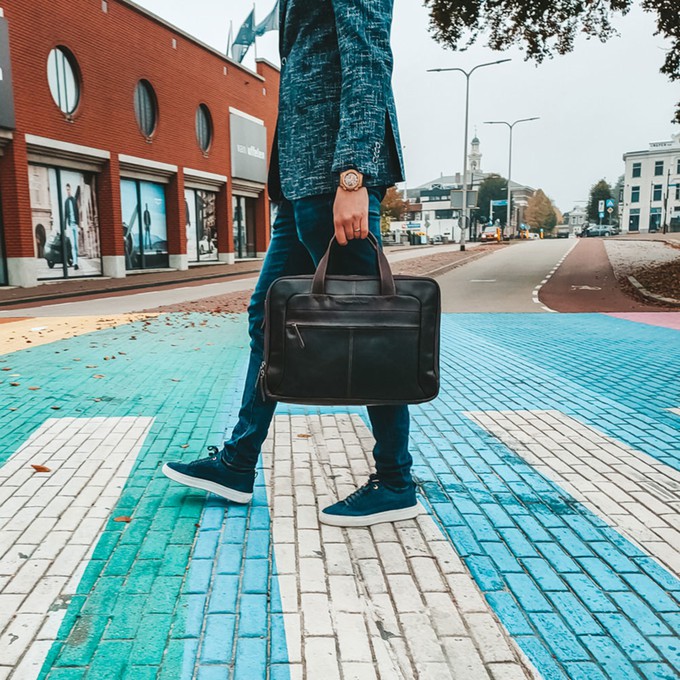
[339,169,364,192]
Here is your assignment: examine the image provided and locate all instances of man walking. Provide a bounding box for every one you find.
[163,0,417,527]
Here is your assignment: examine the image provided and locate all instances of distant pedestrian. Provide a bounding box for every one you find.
[163,0,418,527]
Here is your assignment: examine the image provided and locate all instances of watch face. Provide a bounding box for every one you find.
[343,171,360,190]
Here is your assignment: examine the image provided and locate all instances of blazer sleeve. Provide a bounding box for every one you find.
[330,0,395,179]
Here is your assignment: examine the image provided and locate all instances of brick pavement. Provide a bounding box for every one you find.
[0,311,678,679]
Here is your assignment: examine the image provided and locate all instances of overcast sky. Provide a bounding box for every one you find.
[136,0,678,212]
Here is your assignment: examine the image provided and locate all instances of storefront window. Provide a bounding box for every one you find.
[233,195,256,259]
[121,179,169,270]
[649,207,662,233]
[185,188,218,262]
[0,188,6,285]
[28,164,102,280]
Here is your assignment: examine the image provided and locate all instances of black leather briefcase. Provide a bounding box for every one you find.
[260,233,440,405]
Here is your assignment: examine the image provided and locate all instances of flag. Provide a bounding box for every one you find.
[256,1,279,36]
[231,9,256,63]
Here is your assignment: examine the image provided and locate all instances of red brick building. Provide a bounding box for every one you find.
[0,0,280,287]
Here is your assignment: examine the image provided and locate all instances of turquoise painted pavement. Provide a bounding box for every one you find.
[0,312,679,679]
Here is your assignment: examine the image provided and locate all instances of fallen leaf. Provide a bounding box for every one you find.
[1,367,11,372]
[51,406,61,410]
[180,444,189,449]
[93,375,105,379]
[31,464,51,473]
[10,382,19,387]
[297,434,312,439]
[8,407,17,411]
[86,365,97,369]
[28,387,41,391]
[171,379,181,383]
[114,516,132,523]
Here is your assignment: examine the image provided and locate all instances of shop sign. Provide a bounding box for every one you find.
[230,112,268,183]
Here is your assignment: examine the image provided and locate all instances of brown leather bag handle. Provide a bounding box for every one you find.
[312,231,396,296]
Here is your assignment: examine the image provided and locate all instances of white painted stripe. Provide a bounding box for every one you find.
[0,417,153,678]
[262,415,537,679]
[465,410,680,576]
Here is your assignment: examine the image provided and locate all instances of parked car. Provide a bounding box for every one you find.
[480,226,501,243]
[43,232,73,269]
[583,225,612,237]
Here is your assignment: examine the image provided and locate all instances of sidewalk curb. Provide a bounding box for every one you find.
[0,268,261,309]
[627,275,680,307]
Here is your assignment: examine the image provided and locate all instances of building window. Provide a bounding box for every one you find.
[631,186,640,203]
[652,184,663,202]
[195,104,213,153]
[631,162,641,178]
[677,158,680,175]
[134,80,158,138]
[676,185,680,201]
[47,47,81,115]
[654,160,664,176]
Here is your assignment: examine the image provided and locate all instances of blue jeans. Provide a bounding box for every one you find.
[223,188,413,488]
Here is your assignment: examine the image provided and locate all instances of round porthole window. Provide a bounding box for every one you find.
[196,104,213,152]
[47,47,81,115]
[134,80,158,138]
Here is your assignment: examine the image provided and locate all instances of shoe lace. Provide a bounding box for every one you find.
[205,445,258,480]
[343,474,380,507]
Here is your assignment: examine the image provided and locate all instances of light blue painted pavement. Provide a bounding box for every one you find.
[0,312,678,679]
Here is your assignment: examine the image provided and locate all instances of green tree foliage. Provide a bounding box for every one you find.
[425,0,680,124]
[587,179,614,222]
[525,189,558,232]
[477,173,508,224]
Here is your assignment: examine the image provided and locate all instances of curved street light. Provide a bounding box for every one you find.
[484,117,540,234]
[428,59,511,251]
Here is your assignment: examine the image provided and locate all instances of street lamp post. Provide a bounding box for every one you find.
[428,59,511,251]
[484,117,539,236]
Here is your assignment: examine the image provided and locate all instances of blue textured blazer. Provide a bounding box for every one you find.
[267,0,405,201]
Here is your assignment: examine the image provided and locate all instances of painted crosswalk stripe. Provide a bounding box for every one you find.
[260,414,538,680]
[465,410,680,576]
[0,416,153,679]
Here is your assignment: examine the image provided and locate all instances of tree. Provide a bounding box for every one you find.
[425,1,680,124]
[476,174,508,224]
[381,186,409,221]
[587,179,614,222]
[525,189,558,232]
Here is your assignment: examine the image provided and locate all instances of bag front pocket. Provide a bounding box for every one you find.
[277,321,421,402]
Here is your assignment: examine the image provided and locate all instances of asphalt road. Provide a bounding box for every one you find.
[439,239,575,313]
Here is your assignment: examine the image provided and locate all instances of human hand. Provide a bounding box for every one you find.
[333,187,369,246]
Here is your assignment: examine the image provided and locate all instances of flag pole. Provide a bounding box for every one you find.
[227,19,233,57]
[252,3,259,61]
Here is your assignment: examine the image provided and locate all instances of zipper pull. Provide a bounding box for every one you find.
[292,323,305,349]
[258,362,267,401]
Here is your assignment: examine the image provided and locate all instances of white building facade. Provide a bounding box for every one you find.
[622,134,680,233]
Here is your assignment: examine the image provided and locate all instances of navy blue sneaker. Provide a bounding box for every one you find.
[319,474,419,527]
[162,446,255,504]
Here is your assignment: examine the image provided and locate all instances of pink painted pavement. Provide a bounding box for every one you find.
[606,312,680,330]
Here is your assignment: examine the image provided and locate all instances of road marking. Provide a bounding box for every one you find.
[571,285,602,291]
[532,240,579,312]
[465,410,680,576]
[0,416,153,678]
[470,279,497,283]
[260,414,537,680]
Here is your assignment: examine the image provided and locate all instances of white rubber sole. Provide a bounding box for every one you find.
[162,464,253,504]
[319,503,420,527]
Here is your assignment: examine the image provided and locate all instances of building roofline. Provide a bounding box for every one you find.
[256,57,281,73]
[117,0,266,82]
